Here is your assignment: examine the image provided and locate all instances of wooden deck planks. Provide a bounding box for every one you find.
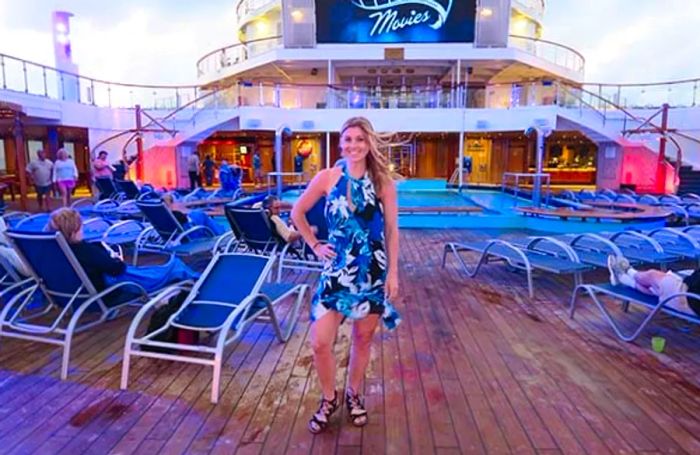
[0,230,698,454]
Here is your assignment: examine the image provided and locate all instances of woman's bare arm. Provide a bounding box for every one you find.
[381,179,400,299]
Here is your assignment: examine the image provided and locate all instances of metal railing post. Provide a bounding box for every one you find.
[22,61,28,93]
[42,67,48,96]
[107,84,112,107]
[693,81,698,107]
[0,55,5,89]
[91,79,96,105]
[60,73,65,100]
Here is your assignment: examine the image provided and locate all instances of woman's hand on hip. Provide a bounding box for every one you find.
[385,270,399,302]
[313,243,336,261]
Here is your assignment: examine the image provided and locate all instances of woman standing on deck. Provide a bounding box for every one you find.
[291,116,401,434]
[53,148,79,207]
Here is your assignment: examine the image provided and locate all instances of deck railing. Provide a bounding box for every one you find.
[1,49,698,115]
[0,53,201,110]
[508,35,585,74]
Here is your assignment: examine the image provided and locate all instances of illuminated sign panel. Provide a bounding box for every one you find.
[315,0,476,43]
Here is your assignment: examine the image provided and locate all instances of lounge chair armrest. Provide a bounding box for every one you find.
[2,211,30,223]
[213,231,236,253]
[88,280,150,307]
[84,217,113,231]
[93,199,120,212]
[0,277,35,299]
[175,225,216,243]
[70,198,95,210]
[525,236,581,263]
[102,219,144,243]
[569,233,623,256]
[648,227,700,250]
[609,231,664,253]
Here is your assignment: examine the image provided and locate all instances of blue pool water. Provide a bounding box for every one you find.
[274,179,666,234]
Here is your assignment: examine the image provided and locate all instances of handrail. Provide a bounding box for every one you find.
[508,34,585,73]
[0,52,198,90]
[195,35,282,77]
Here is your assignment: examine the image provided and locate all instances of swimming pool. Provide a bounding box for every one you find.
[276,179,666,233]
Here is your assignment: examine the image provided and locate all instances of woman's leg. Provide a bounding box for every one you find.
[347,314,380,393]
[632,269,671,296]
[310,310,344,400]
[59,185,68,207]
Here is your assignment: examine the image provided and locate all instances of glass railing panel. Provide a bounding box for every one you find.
[25,64,47,96]
[43,69,60,99]
[2,57,27,92]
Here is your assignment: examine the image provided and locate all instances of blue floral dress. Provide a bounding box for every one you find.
[310,166,401,330]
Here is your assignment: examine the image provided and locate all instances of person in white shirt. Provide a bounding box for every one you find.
[26,149,54,211]
[53,148,79,207]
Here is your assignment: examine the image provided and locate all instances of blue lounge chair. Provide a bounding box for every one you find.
[134,198,221,263]
[570,283,700,341]
[511,233,625,269]
[221,206,280,254]
[11,213,144,245]
[95,177,124,201]
[564,231,680,267]
[442,238,591,298]
[115,180,142,200]
[121,253,308,403]
[0,231,156,379]
[276,197,328,281]
[0,253,33,305]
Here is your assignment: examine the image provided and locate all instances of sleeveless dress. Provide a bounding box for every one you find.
[310,165,401,330]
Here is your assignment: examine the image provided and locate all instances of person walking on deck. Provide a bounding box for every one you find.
[26,149,53,211]
[53,148,78,207]
[291,116,401,434]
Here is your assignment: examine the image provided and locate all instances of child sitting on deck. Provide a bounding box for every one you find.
[48,208,200,294]
[607,255,700,316]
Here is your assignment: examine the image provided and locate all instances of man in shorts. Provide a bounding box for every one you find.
[26,149,54,211]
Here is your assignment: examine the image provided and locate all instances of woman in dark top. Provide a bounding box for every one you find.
[48,208,200,292]
[608,255,700,316]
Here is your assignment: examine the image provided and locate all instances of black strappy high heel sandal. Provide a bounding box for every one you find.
[308,391,339,434]
[345,388,368,427]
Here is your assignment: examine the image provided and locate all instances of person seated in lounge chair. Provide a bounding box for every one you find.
[161,193,225,235]
[607,255,700,316]
[254,195,304,244]
[48,208,200,293]
[0,217,30,277]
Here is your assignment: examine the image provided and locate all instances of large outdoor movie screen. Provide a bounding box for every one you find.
[315,0,477,44]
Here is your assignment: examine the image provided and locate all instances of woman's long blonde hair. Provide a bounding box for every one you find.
[340,116,400,195]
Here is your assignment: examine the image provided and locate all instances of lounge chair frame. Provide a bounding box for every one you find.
[134,198,217,264]
[442,237,589,298]
[0,231,152,379]
[570,283,700,341]
[121,253,308,403]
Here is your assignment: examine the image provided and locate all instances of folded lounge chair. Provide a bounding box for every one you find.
[0,231,155,379]
[442,237,591,298]
[121,253,308,403]
[569,283,700,341]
